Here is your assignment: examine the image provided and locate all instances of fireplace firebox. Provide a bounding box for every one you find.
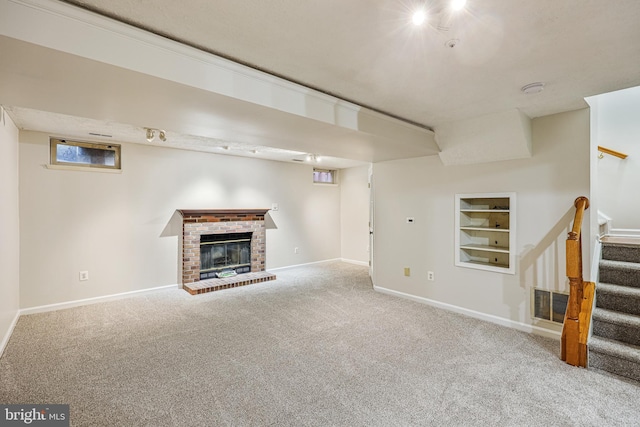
[200,232,252,279]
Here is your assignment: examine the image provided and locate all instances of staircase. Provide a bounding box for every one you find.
[589,239,640,382]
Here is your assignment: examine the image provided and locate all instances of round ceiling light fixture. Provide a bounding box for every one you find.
[412,9,427,26]
[451,0,467,11]
[521,82,545,95]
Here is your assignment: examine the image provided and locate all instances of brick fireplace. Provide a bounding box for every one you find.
[178,209,276,295]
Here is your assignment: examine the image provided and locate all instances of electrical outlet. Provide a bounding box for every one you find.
[294,247,299,254]
[404,267,410,277]
[427,271,435,281]
[79,271,89,281]
[272,203,279,211]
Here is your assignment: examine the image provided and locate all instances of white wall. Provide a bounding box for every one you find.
[0,108,20,352]
[372,109,590,334]
[19,131,341,308]
[340,165,370,264]
[594,85,640,233]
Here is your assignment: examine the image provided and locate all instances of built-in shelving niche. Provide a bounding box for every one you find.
[455,193,516,274]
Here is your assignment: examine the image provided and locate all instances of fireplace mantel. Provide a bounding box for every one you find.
[178,208,275,294]
[178,209,270,218]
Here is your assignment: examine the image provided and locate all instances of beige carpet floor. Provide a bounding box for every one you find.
[1,261,639,426]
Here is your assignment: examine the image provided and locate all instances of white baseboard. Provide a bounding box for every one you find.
[20,284,179,316]
[0,311,20,358]
[374,285,561,340]
[340,258,369,267]
[269,258,369,271]
[268,258,342,271]
[609,228,640,237]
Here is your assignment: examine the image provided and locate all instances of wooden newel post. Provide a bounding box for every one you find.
[562,196,590,367]
[566,237,583,321]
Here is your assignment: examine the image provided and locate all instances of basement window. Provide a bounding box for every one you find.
[534,289,569,324]
[50,138,121,170]
[313,168,337,185]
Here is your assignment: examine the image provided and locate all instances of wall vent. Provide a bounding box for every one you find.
[533,289,568,324]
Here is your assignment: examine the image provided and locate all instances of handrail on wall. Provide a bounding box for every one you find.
[598,145,628,159]
[561,196,594,368]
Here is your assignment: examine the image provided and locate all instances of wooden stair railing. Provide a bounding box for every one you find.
[598,146,628,159]
[561,196,595,367]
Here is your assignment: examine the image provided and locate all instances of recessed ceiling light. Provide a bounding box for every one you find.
[521,82,545,95]
[412,9,427,26]
[451,0,467,11]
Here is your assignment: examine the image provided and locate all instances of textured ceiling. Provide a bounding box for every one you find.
[60,0,640,128]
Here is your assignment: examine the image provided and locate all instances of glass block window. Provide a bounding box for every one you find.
[50,138,121,170]
[534,289,569,324]
[313,168,337,184]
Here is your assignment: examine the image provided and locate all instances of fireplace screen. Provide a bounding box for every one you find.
[200,232,252,280]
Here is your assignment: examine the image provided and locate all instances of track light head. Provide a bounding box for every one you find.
[145,127,168,142]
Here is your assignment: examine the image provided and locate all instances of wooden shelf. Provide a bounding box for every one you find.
[460,226,510,232]
[460,209,509,213]
[460,244,509,254]
[455,193,515,274]
[463,259,510,269]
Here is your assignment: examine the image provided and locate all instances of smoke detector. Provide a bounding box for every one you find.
[521,82,545,94]
[445,39,459,48]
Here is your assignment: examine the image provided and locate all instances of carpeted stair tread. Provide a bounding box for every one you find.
[598,260,640,288]
[601,243,640,263]
[592,308,640,347]
[597,282,640,297]
[593,308,640,328]
[589,336,640,364]
[599,259,640,270]
[589,336,640,383]
[596,282,640,316]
